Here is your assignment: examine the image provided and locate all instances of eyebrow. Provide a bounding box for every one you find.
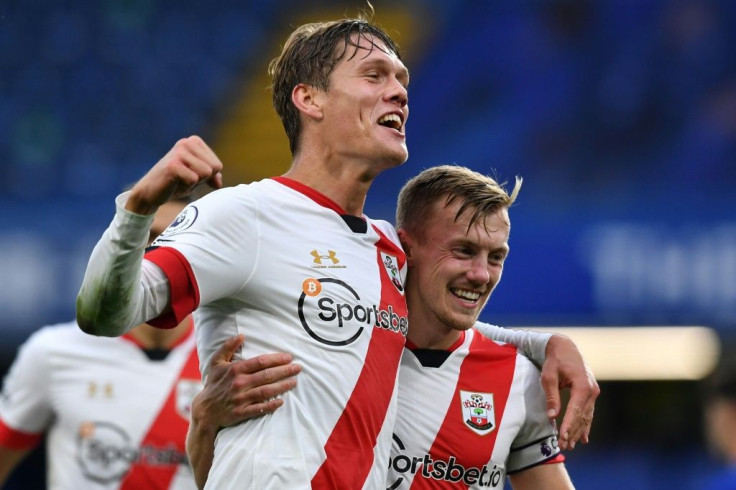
[358,58,410,85]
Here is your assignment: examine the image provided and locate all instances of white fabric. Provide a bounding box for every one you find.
[146,180,408,489]
[0,321,199,490]
[388,327,561,489]
[474,322,552,369]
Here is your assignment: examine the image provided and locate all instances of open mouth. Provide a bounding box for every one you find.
[451,288,481,304]
[377,113,403,132]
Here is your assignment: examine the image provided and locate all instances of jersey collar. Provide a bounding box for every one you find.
[272,176,348,215]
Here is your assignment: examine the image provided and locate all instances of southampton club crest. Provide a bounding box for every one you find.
[380,251,404,294]
[460,390,496,435]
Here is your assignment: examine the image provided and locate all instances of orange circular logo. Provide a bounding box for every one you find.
[302,278,322,296]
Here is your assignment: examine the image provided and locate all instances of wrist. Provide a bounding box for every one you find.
[124,188,160,216]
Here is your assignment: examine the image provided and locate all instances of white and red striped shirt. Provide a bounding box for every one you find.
[388,327,563,489]
[0,321,200,490]
[145,178,408,489]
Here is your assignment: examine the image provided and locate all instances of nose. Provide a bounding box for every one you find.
[466,257,491,285]
[386,77,408,108]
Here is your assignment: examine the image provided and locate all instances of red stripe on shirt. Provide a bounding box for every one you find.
[410,334,517,489]
[0,418,43,450]
[144,247,200,329]
[119,346,200,489]
[311,226,407,488]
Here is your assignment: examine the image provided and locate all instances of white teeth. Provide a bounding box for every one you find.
[453,289,480,301]
[378,113,402,129]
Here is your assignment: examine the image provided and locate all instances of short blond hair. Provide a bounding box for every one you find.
[396,165,522,236]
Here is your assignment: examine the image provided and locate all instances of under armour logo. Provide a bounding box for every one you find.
[311,249,339,265]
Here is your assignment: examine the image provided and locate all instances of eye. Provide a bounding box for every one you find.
[454,246,473,258]
[489,252,507,265]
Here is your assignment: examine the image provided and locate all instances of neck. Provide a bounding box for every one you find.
[127,317,191,350]
[407,325,463,350]
[284,152,380,217]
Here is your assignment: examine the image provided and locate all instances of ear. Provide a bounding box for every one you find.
[291,83,324,121]
[398,228,415,265]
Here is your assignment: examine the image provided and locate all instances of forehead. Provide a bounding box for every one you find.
[335,33,407,73]
[426,199,510,241]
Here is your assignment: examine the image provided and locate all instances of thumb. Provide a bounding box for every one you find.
[211,334,245,366]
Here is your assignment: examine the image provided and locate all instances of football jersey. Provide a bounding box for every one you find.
[145,177,408,489]
[388,327,563,489]
[0,321,200,490]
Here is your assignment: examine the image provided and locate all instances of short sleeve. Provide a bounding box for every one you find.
[147,186,260,310]
[506,357,564,473]
[0,329,54,449]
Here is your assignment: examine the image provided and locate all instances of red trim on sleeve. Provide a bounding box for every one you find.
[144,247,200,329]
[0,418,43,450]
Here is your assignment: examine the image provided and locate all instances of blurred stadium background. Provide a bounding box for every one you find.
[1,0,735,488]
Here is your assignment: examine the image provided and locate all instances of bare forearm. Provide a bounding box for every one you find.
[186,406,218,489]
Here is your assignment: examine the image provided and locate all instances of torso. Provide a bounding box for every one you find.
[0,321,200,490]
[148,178,409,489]
[389,328,561,489]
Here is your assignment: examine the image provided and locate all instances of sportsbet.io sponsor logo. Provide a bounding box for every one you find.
[299,277,408,346]
[76,421,187,483]
[387,434,505,488]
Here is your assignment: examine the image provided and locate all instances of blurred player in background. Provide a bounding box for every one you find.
[0,198,300,489]
[76,11,596,489]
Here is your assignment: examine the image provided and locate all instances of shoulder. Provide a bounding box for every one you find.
[366,218,403,251]
[22,320,129,355]
[367,218,397,236]
[21,321,82,349]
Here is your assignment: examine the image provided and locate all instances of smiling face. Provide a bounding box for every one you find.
[401,197,510,348]
[316,35,409,171]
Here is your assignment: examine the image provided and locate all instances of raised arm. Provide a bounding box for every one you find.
[187,335,300,488]
[474,323,600,450]
[76,136,223,337]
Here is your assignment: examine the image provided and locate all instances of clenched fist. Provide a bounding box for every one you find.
[126,136,224,215]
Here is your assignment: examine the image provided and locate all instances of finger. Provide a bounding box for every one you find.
[558,395,586,450]
[236,352,295,375]
[540,368,562,420]
[237,397,286,421]
[183,136,224,176]
[233,363,301,394]
[241,377,298,407]
[208,171,223,190]
[211,334,245,366]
